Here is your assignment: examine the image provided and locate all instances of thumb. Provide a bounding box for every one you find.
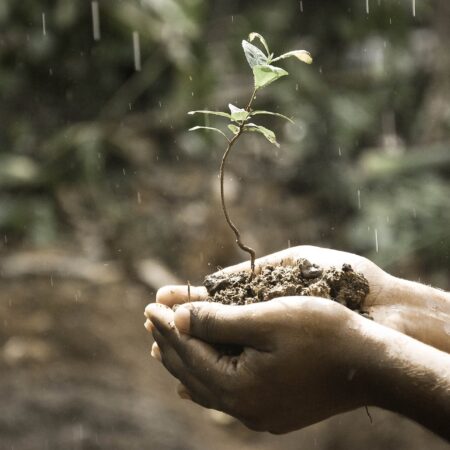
[174,301,267,347]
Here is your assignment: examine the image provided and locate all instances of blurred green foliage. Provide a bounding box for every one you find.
[0,0,449,284]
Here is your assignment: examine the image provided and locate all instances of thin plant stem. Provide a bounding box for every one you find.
[219,87,258,275]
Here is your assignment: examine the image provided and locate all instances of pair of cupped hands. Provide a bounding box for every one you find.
[144,246,450,434]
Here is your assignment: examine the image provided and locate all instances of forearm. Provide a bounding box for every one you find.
[361,319,450,440]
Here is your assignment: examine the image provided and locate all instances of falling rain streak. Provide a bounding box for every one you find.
[92,1,101,41]
[133,31,141,72]
[366,0,369,14]
[374,229,379,253]
[300,1,304,12]
[412,0,416,17]
[42,13,47,36]
[357,190,361,209]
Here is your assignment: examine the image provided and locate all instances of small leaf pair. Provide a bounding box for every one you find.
[242,33,312,90]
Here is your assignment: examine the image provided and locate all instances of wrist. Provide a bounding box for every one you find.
[389,275,450,310]
[355,318,450,438]
[371,275,450,352]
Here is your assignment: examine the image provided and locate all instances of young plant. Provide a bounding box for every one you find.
[188,33,312,275]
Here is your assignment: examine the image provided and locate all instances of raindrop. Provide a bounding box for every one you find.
[366,0,369,14]
[357,189,361,209]
[128,102,132,110]
[137,191,142,204]
[231,15,234,23]
[50,275,54,287]
[412,0,416,17]
[189,75,193,81]
[42,12,47,36]
[158,100,162,108]
[295,83,299,91]
[133,31,142,71]
[338,147,342,157]
[299,1,304,12]
[91,1,101,41]
[288,239,291,248]
[374,228,379,253]
[76,424,84,442]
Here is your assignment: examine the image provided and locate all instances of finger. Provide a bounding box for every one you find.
[154,285,208,308]
[146,303,177,338]
[148,305,230,386]
[144,318,154,333]
[152,328,217,409]
[150,342,161,361]
[174,301,271,348]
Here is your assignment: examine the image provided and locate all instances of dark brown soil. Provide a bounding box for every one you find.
[204,259,370,314]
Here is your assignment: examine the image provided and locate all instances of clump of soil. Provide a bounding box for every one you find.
[204,258,370,313]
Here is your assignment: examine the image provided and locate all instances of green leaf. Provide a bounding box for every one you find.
[189,126,229,140]
[250,110,294,124]
[252,65,288,89]
[242,40,268,68]
[248,32,270,56]
[244,123,280,147]
[188,110,232,119]
[228,124,240,134]
[272,50,313,64]
[228,104,249,122]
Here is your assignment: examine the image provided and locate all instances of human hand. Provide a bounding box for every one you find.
[153,246,450,352]
[145,296,371,433]
[146,295,450,438]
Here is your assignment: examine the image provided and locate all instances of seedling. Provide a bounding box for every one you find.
[188,33,312,275]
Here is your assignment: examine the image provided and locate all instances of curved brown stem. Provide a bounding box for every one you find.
[219,88,258,275]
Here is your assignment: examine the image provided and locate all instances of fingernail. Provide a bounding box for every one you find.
[174,306,191,334]
[150,342,161,361]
